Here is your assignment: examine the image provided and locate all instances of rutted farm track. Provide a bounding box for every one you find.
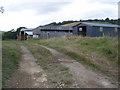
[5,46,49,88]
[4,43,117,88]
[40,45,116,88]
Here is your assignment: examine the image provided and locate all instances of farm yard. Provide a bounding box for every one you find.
[1,0,120,88]
[2,36,118,88]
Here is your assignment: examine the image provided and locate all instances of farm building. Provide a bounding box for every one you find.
[33,25,73,38]
[72,22,120,37]
[17,28,33,40]
[33,22,120,38]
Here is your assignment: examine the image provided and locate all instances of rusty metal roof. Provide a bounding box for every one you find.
[61,22,81,27]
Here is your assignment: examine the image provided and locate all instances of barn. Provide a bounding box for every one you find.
[22,28,33,38]
[33,22,120,38]
[72,22,120,37]
[33,25,73,38]
[17,28,33,40]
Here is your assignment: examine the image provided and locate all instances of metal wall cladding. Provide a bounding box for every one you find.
[73,25,118,37]
[34,33,73,38]
[33,24,119,37]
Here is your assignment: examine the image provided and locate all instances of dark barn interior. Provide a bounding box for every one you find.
[78,26,86,36]
[21,31,25,40]
[17,31,29,40]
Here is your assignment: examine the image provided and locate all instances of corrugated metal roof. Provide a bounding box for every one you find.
[25,31,33,35]
[81,22,120,27]
[61,22,81,27]
[39,26,73,30]
[21,28,33,31]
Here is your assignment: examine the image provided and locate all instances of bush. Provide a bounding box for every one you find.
[2,30,17,40]
[2,27,26,40]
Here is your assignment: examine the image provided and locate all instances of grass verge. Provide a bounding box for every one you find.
[2,40,21,86]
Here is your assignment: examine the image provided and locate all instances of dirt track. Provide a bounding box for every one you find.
[40,45,116,88]
[5,45,117,88]
[5,46,49,88]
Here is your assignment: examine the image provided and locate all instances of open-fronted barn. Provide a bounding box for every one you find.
[33,22,120,38]
[33,25,73,38]
[17,28,33,40]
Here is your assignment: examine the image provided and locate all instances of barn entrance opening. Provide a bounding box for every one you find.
[21,31,25,40]
[78,26,86,37]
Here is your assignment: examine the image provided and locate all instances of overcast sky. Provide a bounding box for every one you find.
[0,0,119,31]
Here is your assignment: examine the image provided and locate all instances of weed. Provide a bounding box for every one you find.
[2,41,21,86]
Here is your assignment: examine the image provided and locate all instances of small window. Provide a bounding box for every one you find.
[79,28,82,31]
[115,28,118,32]
[100,27,103,32]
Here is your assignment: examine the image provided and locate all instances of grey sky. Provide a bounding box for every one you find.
[7,2,71,14]
[118,1,120,18]
[0,0,119,31]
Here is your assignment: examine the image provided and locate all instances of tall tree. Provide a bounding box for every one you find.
[16,27,26,33]
[105,17,110,21]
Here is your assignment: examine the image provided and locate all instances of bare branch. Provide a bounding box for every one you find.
[0,6,4,13]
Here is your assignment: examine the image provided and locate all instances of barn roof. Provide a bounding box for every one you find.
[37,26,73,30]
[61,22,81,27]
[21,28,33,35]
[61,22,120,28]
[81,22,120,28]
[21,28,33,31]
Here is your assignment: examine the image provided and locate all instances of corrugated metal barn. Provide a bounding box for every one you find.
[33,22,120,38]
[72,22,120,37]
[33,26,73,38]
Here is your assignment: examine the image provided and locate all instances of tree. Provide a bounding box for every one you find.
[45,22,57,26]
[2,29,16,40]
[105,17,110,21]
[2,27,26,40]
[118,18,120,25]
[16,27,26,34]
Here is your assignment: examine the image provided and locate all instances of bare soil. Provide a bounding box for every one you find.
[40,45,117,88]
[5,46,49,88]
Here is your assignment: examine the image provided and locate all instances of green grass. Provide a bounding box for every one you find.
[23,41,74,87]
[2,40,21,86]
[28,36,118,79]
